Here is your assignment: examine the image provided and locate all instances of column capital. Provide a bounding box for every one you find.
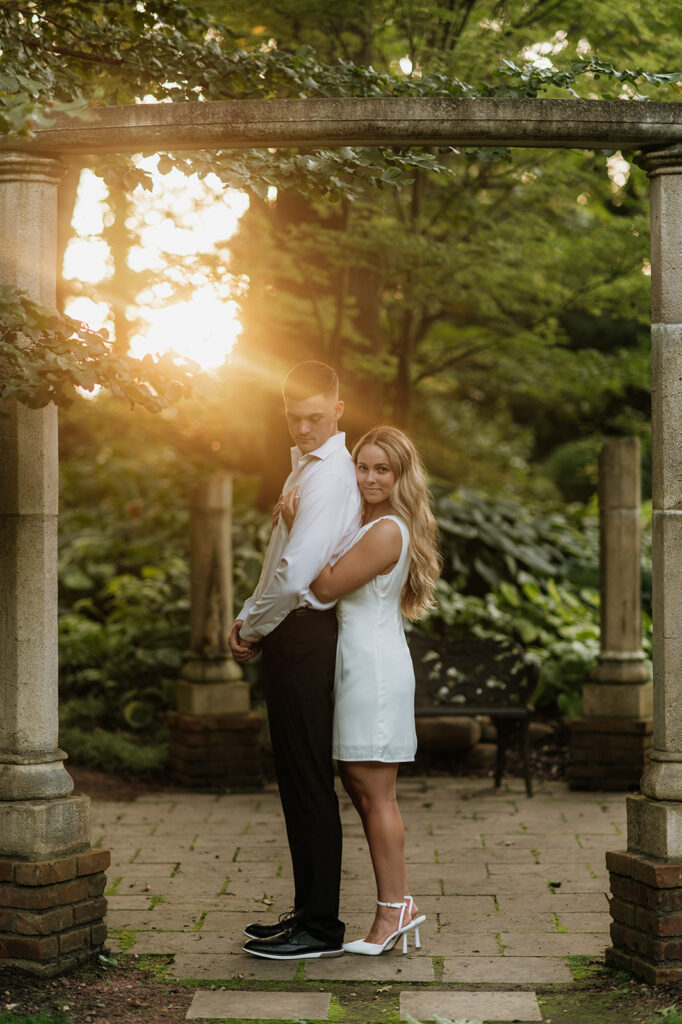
[636,143,682,177]
[0,151,64,185]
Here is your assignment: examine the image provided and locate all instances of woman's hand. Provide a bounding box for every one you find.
[272,494,283,528]
[281,487,300,531]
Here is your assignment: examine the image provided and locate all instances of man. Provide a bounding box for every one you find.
[229,361,361,960]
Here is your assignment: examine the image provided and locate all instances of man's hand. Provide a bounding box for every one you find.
[229,619,257,663]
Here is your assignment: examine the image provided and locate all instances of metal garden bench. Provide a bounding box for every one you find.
[408,631,540,797]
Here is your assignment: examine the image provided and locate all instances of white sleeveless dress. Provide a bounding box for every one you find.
[332,515,417,763]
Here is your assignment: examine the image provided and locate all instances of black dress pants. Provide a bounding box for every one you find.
[260,607,344,946]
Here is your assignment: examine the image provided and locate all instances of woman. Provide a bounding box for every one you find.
[282,425,441,956]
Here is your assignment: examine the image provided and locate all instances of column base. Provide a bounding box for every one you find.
[606,849,682,983]
[0,849,110,977]
[582,681,653,718]
[568,716,652,790]
[167,710,264,790]
[626,793,682,859]
[0,796,91,860]
[175,679,250,716]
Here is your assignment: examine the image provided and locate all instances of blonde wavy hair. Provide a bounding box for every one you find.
[352,426,442,620]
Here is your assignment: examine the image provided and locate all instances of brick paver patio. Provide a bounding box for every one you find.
[97,776,624,1019]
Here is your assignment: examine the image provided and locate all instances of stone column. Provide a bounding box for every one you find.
[606,144,682,983]
[569,438,653,790]
[179,474,249,714]
[167,474,263,788]
[589,438,650,692]
[0,153,110,976]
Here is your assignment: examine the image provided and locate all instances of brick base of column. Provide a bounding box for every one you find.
[167,710,264,789]
[605,849,682,983]
[0,850,110,977]
[568,717,653,790]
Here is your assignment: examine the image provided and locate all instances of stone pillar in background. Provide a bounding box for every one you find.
[607,144,682,983]
[569,437,653,790]
[0,153,109,975]
[180,474,249,715]
[167,474,263,788]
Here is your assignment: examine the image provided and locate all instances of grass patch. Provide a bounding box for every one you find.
[0,1013,69,1024]
[104,875,122,896]
[133,954,174,980]
[651,1009,682,1024]
[539,987,655,1024]
[114,929,136,952]
[566,954,610,981]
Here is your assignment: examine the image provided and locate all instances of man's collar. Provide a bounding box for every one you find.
[290,431,347,470]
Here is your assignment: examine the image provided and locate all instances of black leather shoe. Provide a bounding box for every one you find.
[243,924,344,960]
[244,909,298,940]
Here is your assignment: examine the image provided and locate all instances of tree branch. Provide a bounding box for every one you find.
[415,341,494,383]
[19,34,125,67]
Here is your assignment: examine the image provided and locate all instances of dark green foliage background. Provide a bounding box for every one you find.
[57,396,653,774]
[58,396,269,774]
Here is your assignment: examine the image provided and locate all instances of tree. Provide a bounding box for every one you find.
[213,0,681,496]
[1,0,679,490]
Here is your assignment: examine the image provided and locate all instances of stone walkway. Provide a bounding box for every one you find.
[97,776,625,1020]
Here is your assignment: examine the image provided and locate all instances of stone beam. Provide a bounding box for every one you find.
[2,97,682,155]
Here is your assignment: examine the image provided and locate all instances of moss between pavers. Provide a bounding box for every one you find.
[567,953,612,981]
[115,929,136,952]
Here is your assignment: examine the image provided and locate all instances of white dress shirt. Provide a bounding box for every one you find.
[238,431,361,643]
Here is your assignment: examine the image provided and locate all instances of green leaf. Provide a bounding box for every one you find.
[62,569,94,591]
[516,619,539,644]
[122,700,156,729]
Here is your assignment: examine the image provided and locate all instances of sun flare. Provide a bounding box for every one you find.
[63,159,249,372]
[130,288,242,369]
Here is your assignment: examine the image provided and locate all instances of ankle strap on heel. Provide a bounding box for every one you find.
[376,898,408,929]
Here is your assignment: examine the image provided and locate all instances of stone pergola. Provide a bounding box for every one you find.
[1,96,682,979]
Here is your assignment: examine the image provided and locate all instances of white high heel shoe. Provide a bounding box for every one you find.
[404,894,426,950]
[343,899,423,956]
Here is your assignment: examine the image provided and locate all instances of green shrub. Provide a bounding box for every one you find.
[60,723,168,775]
[435,487,599,595]
[57,396,269,773]
[427,488,652,717]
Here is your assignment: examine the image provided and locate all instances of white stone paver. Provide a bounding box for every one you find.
[442,956,573,983]
[186,990,331,1020]
[400,989,542,1021]
[171,953,298,980]
[305,955,434,981]
[501,932,607,957]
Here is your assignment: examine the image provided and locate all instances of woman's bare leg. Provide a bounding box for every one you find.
[339,761,418,943]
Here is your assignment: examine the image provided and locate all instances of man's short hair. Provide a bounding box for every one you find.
[282,361,339,401]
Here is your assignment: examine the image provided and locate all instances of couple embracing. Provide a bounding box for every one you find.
[229,360,440,960]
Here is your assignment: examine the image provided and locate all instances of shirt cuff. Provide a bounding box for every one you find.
[239,621,261,644]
